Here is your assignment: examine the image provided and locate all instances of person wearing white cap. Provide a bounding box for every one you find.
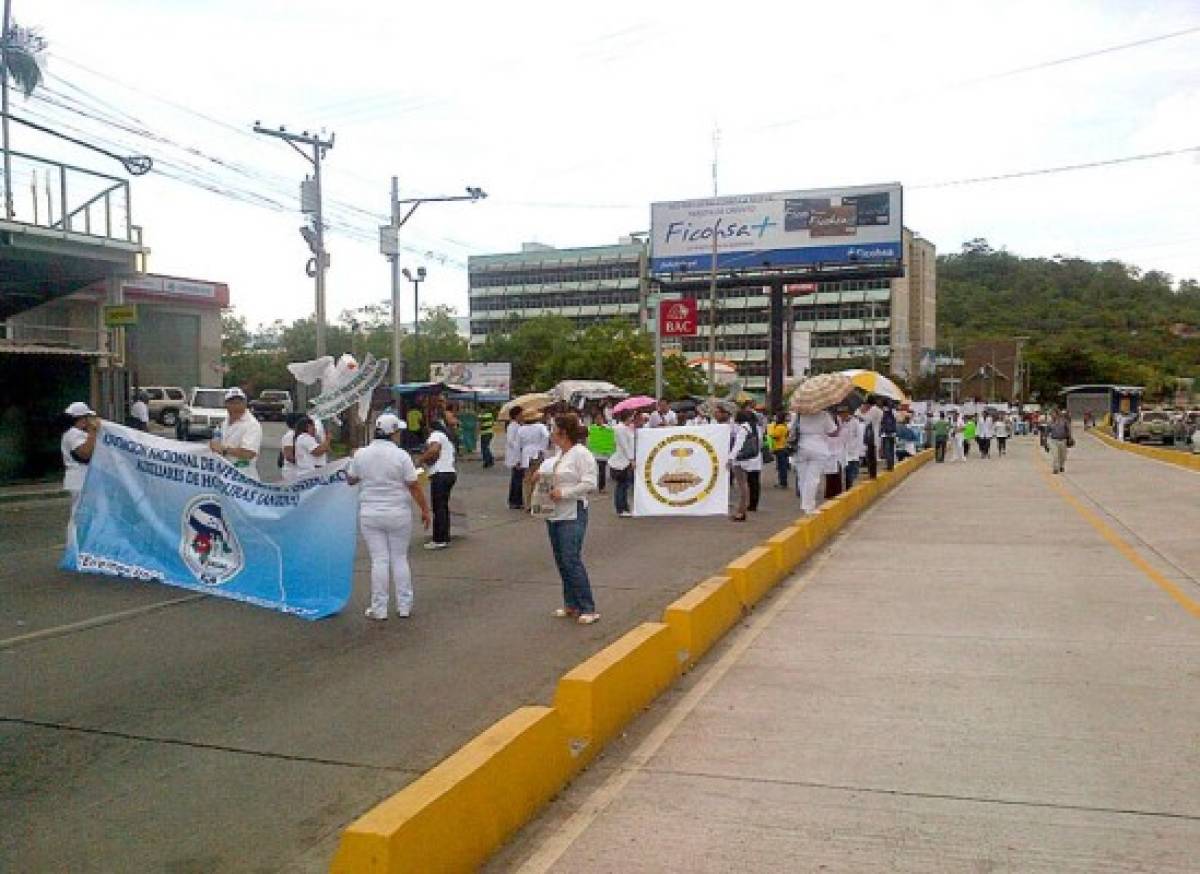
[210,387,262,469]
[346,413,432,620]
[62,401,99,546]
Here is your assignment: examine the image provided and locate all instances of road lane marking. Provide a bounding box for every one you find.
[0,594,207,650]
[1039,462,1200,620]
[512,477,913,873]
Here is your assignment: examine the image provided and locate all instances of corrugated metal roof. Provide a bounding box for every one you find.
[0,342,104,357]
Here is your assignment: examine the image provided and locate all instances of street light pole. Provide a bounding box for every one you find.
[402,267,426,339]
[252,122,334,358]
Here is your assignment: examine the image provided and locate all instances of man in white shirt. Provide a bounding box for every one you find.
[129,392,150,431]
[210,387,263,470]
[505,405,525,510]
[419,420,458,549]
[61,401,98,548]
[518,412,551,509]
[841,407,866,488]
[607,408,638,517]
[647,399,677,428]
[978,413,995,458]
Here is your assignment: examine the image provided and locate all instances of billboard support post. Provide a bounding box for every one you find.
[707,229,718,395]
[769,279,784,411]
[654,290,663,400]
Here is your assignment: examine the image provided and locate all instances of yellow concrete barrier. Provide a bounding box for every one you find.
[765,524,811,573]
[1092,429,1200,472]
[799,512,830,550]
[553,622,680,762]
[725,545,782,607]
[330,706,576,874]
[663,576,744,670]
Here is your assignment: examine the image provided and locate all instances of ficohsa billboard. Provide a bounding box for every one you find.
[650,183,902,274]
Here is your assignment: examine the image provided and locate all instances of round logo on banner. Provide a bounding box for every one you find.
[180,495,244,586]
[642,433,721,508]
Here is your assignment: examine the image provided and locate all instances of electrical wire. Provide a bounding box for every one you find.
[912,145,1200,189]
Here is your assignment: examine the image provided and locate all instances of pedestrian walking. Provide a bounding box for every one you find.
[279,413,300,482]
[292,415,332,476]
[879,402,897,471]
[346,413,432,620]
[963,416,976,459]
[768,411,791,488]
[933,413,950,463]
[859,398,879,480]
[993,414,1010,456]
[977,413,993,458]
[734,409,762,513]
[61,401,99,549]
[419,420,458,549]
[535,413,600,624]
[505,406,525,509]
[950,414,966,463]
[1049,410,1074,473]
[607,408,637,517]
[478,407,496,468]
[791,408,837,514]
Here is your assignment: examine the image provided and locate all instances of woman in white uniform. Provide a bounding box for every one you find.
[790,408,838,515]
[293,415,331,477]
[346,414,432,620]
[61,401,99,547]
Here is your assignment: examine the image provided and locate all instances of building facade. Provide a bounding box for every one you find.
[467,232,935,394]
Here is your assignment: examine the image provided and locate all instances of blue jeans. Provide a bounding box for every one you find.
[773,450,790,487]
[612,466,633,514]
[547,504,595,614]
[480,433,494,467]
[844,460,860,489]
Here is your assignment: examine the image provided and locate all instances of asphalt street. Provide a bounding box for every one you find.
[1,430,793,873]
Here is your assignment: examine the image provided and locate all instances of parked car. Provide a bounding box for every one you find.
[176,387,228,440]
[140,386,187,426]
[1127,410,1174,445]
[249,389,293,422]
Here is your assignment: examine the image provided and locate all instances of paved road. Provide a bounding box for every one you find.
[493,434,1200,872]
[1,441,794,872]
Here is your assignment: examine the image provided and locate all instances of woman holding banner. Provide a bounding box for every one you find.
[347,414,432,621]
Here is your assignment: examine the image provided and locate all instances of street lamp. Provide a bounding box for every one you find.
[381,181,486,382]
[402,266,427,339]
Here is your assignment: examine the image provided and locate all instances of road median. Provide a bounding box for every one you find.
[331,449,932,873]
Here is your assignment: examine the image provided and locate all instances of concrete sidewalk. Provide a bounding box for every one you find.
[494,436,1200,872]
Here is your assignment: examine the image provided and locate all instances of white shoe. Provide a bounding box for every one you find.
[618,511,633,518]
[396,609,411,618]
[577,613,601,625]
[364,608,387,621]
[424,541,449,550]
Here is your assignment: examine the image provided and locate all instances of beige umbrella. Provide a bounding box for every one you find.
[499,392,552,421]
[789,372,854,414]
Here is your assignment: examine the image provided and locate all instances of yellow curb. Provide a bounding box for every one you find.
[1091,429,1200,472]
[663,576,744,670]
[725,545,783,607]
[764,524,812,574]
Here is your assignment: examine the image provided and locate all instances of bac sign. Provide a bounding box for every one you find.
[659,298,698,337]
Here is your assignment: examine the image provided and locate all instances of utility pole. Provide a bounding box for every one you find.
[253,122,334,358]
[707,125,720,396]
[381,183,486,383]
[868,300,877,372]
[2,0,14,219]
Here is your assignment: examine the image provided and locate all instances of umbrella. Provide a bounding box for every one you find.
[499,392,552,421]
[840,369,909,403]
[549,380,628,405]
[789,373,854,414]
[613,395,656,414]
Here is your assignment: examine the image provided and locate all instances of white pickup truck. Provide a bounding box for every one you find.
[176,387,228,440]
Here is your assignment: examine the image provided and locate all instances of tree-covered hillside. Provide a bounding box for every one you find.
[938,240,1200,398]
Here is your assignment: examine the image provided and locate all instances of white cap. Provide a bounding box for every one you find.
[224,387,247,402]
[65,401,96,418]
[375,413,406,435]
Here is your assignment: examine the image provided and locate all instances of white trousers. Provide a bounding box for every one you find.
[793,449,827,514]
[360,512,413,616]
[66,488,81,550]
[951,436,965,462]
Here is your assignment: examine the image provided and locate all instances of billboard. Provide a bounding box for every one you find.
[429,361,512,399]
[650,183,902,275]
[659,298,698,336]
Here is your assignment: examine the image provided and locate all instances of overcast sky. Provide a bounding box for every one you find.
[15,0,1200,328]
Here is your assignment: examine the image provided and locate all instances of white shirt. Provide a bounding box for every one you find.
[648,409,677,428]
[518,422,550,467]
[312,419,328,467]
[222,412,263,461]
[130,400,149,425]
[427,429,456,475]
[843,417,866,463]
[505,421,522,469]
[608,423,636,471]
[61,426,90,492]
[294,432,324,474]
[734,422,763,471]
[348,439,418,517]
[280,430,297,481]
[542,443,598,521]
[790,412,835,456]
[993,419,1010,438]
[980,418,995,440]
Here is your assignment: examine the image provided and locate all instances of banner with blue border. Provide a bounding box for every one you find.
[61,422,357,620]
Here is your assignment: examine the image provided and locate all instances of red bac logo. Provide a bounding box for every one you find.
[659,299,698,337]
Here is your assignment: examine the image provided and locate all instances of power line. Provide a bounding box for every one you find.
[912,145,1200,189]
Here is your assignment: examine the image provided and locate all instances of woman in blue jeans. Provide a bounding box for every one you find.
[534,412,600,624]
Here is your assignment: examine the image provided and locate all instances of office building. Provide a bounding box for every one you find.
[467,231,935,394]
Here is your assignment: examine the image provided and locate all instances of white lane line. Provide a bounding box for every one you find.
[513,478,913,873]
[0,594,207,650]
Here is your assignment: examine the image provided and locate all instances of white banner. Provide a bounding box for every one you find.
[632,424,730,517]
